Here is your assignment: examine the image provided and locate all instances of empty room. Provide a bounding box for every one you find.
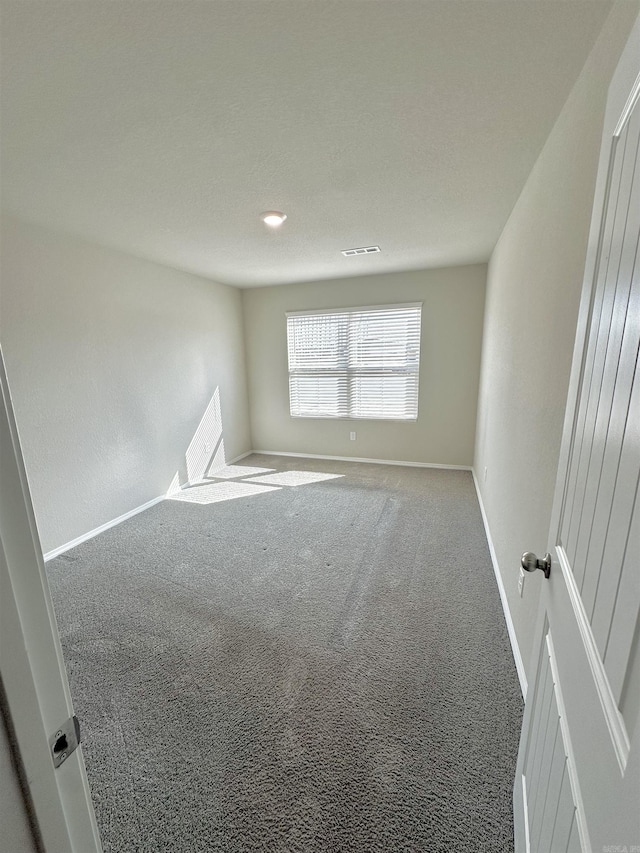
[1,2,639,852]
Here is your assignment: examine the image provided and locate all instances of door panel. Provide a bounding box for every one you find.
[514,18,640,851]
[562,91,640,589]
[553,77,639,764]
[522,627,584,853]
[581,276,639,629]
[562,102,639,576]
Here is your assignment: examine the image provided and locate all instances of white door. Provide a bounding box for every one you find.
[514,19,640,853]
[0,347,102,852]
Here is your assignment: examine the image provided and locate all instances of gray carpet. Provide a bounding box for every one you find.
[47,455,523,852]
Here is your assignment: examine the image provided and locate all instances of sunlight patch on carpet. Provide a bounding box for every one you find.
[168,481,281,505]
[244,471,344,487]
[209,464,275,480]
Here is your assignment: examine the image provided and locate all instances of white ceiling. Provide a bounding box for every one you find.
[1,1,612,287]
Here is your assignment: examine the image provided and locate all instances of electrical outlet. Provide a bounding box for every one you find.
[518,567,525,597]
[484,466,488,482]
[350,431,356,441]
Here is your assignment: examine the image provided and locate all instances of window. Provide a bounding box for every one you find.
[287,303,422,421]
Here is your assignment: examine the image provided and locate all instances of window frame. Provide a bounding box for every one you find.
[286,302,422,422]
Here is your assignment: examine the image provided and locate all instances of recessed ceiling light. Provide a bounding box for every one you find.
[261,211,287,227]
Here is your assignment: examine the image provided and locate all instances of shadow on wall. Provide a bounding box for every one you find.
[165,388,344,506]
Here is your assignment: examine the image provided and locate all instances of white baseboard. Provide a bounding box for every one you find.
[472,469,528,699]
[227,451,253,464]
[252,449,471,471]
[43,494,165,562]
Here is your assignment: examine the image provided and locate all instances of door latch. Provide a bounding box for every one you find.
[49,715,80,768]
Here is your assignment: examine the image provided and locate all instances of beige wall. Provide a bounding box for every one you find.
[243,265,486,466]
[0,217,251,554]
[474,2,639,686]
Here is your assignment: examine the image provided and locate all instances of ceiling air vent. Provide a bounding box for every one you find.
[341,246,380,257]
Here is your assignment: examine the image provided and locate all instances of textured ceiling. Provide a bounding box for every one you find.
[1,1,613,287]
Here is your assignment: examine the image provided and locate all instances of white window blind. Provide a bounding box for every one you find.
[287,303,422,421]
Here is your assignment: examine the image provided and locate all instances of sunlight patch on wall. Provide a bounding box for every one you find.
[168,481,281,505]
[167,386,234,495]
[185,387,224,483]
[205,440,226,479]
[245,471,344,487]
[166,471,181,496]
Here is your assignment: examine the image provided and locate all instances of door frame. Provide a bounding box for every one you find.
[0,347,102,852]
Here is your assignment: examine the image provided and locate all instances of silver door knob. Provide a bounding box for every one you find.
[521,552,551,579]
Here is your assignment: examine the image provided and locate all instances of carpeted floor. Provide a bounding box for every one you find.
[47,455,523,852]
